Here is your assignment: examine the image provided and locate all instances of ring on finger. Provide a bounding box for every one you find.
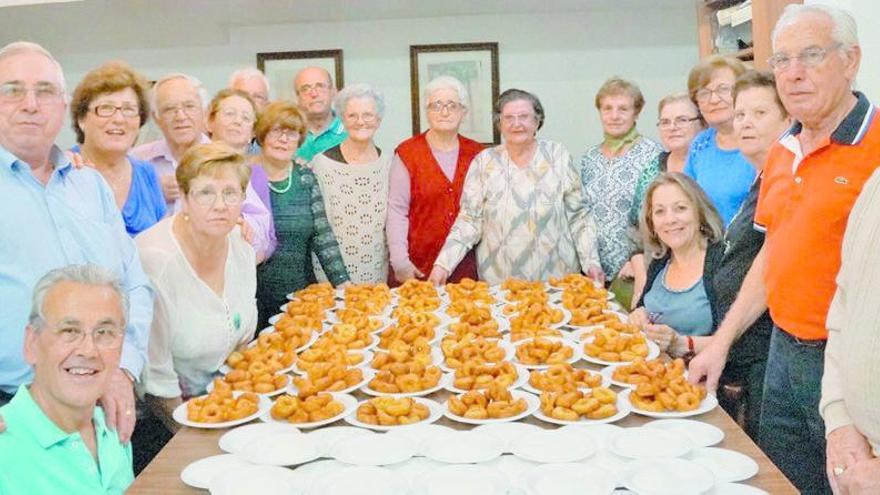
[833,465,846,476]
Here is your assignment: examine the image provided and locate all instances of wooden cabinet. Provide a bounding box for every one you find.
[697,0,802,70]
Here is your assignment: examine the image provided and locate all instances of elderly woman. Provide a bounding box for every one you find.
[206,89,258,154]
[429,89,601,285]
[387,76,483,285]
[310,84,391,284]
[250,101,350,329]
[136,142,257,430]
[579,77,663,280]
[70,61,165,235]
[684,55,753,226]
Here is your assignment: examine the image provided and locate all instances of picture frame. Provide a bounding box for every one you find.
[256,49,344,102]
[410,42,500,145]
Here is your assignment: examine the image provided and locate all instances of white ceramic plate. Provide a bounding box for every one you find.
[689,447,760,483]
[510,429,598,464]
[293,459,347,489]
[709,483,769,494]
[239,431,321,466]
[172,392,271,429]
[305,426,376,456]
[206,464,299,495]
[473,422,543,452]
[331,432,417,466]
[421,430,505,464]
[290,350,374,375]
[180,454,252,489]
[558,423,624,450]
[441,364,530,394]
[259,392,357,429]
[309,466,408,495]
[343,397,444,432]
[289,368,374,396]
[443,390,540,425]
[218,422,300,454]
[521,367,609,395]
[438,340,515,373]
[642,419,724,447]
[384,457,446,487]
[509,337,583,370]
[609,426,694,460]
[481,454,540,487]
[410,464,509,495]
[628,392,720,419]
[519,463,616,495]
[580,337,660,366]
[620,458,715,495]
[207,374,291,398]
[384,423,455,452]
[533,389,632,426]
[359,369,445,398]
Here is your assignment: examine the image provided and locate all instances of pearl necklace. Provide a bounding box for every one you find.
[267,165,294,194]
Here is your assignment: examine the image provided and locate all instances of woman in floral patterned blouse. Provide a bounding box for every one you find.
[429,89,602,285]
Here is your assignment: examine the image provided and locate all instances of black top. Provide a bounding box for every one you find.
[323,144,382,165]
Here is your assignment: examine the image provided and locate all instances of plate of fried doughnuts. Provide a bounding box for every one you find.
[441,362,530,394]
[444,387,540,425]
[173,389,271,429]
[207,372,290,398]
[533,388,632,426]
[259,392,357,429]
[360,364,445,398]
[344,396,444,432]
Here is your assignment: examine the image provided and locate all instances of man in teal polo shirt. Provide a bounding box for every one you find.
[293,66,347,162]
[0,265,134,494]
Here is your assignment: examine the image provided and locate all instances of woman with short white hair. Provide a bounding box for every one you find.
[309,83,392,283]
[386,76,483,285]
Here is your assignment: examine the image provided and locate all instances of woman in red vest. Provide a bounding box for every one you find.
[386,76,483,285]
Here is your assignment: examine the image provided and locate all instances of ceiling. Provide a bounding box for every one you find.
[0,0,692,53]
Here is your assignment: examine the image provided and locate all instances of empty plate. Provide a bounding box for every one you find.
[421,430,504,464]
[207,464,299,495]
[240,431,320,466]
[642,419,724,448]
[332,433,417,466]
[620,458,715,495]
[180,454,252,489]
[519,463,616,495]
[306,426,375,456]
[609,427,693,459]
[309,466,406,495]
[559,423,623,449]
[218,423,300,455]
[689,447,759,483]
[474,422,543,451]
[510,429,597,464]
[411,464,509,495]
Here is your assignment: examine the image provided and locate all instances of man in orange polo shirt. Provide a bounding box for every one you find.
[688,4,876,493]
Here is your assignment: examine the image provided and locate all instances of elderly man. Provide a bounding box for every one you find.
[293,66,347,162]
[0,41,151,443]
[132,73,275,262]
[0,265,134,493]
[229,67,270,112]
[688,5,876,493]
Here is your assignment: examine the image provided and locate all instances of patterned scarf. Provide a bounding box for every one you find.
[603,125,641,155]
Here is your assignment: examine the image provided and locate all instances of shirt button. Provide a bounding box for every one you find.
[795,176,803,184]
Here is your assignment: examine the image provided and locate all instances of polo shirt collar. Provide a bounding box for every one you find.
[155,134,211,163]
[784,92,875,146]
[8,384,108,449]
[0,144,71,173]
[311,115,344,138]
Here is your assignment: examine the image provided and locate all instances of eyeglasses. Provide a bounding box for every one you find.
[249,92,268,104]
[190,187,243,207]
[297,82,330,94]
[500,113,536,126]
[52,325,124,349]
[695,84,733,103]
[657,116,700,130]
[267,127,300,141]
[218,108,255,124]
[0,81,63,103]
[426,101,464,113]
[343,112,377,124]
[92,103,140,119]
[159,101,201,119]
[767,43,843,72]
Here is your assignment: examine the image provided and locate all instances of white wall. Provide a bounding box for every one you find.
[49,6,698,155]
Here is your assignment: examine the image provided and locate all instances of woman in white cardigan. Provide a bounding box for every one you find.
[309,83,392,284]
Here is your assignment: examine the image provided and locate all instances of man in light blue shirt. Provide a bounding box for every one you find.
[0,265,135,494]
[0,41,152,443]
[293,67,347,162]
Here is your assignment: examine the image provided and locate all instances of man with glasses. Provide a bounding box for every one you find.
[0,264,134,493]
[133,73,275,262]
[688,5,878,493]
[0,41,151,447]
[292,66,347,162]
[228,68,271,155]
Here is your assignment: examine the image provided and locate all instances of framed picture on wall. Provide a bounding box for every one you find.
[256,49,344,102]
[410,42,500,145]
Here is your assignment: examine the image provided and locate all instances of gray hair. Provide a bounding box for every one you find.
[423,76,469,107]
[149,72,209,116]
[29,264,129,331]
[333,83,386,120]
[493,88,545,131]
[772,3,859,51]
[0,41,67,98]
[228,68,270,94]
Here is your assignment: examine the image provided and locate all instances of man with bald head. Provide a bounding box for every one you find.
[293,66,347,162]
[0,41,152,444]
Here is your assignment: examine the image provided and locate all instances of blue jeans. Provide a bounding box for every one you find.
[758,326,830,494]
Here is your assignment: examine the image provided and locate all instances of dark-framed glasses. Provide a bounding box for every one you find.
[267,127,300,141]
[93,103,140,118]
[297,82,330,94]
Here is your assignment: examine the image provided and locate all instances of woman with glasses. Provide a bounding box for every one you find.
[69,61,165,236]
[387,76,483,285]
[579,77,663,282]
[684,55,752,226]
[206,89,258,154]
[310,83,392,284]
[136,142,257,432]
[250,101,350,329]
[429,88,601,285]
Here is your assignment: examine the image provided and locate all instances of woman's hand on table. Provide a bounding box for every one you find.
[393,261,424,283]
[584,264,605,286]
[428,266,449,286]
[645,323,678,353]
[827,424,874,493]
[628,307,650,330]
[837,456,880,495]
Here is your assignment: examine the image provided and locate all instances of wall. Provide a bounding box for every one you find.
[49,6,698,154]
